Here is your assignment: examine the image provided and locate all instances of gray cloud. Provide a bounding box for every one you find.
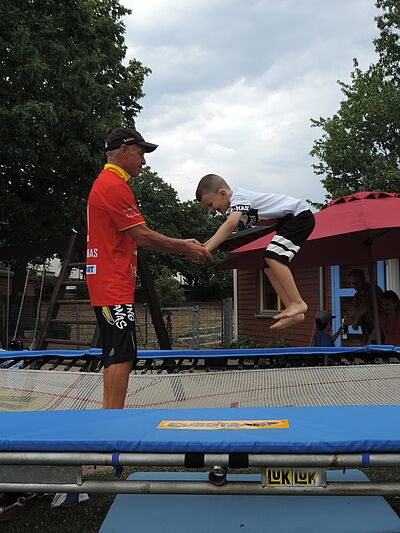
[122,0,378,204]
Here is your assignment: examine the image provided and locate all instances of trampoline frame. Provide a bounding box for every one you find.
[1,345,399,373]
[2,349,400,497]
[1,451,400,496]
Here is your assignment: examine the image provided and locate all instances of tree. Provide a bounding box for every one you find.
[310,0,400,201]
[130,167,184,281]
[154,267,186,344]
[0,0,150,325]
[1,0,149,245]
[179,201,233,300]
[155,267,186,308]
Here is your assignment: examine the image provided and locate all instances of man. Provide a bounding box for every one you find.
[348,268,383,344]
[86,127,211,409]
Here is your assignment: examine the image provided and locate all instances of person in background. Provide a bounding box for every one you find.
[347,268,383,344]
[314,310,342,347]
[367,290,400,346]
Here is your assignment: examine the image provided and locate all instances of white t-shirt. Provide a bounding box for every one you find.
[228,188,308,228]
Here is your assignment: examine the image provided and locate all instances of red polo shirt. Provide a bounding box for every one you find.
[86,165,145,306]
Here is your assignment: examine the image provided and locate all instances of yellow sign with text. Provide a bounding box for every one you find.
[158,419,289,430]
[264,468,322,487]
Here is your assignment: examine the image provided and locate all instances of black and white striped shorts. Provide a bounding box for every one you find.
[265,210,315,266]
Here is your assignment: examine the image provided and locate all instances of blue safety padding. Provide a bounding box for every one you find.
[0,349,102,359]
[0,345,399,360]
[1,406,400,454]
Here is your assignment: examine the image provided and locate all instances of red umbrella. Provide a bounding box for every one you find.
[217,191,400,343]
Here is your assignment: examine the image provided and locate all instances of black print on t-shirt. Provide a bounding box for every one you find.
[244,208,259,228]
[231,205,259,229]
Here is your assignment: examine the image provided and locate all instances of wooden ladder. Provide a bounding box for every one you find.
[35,234,99,351]
[35,233,172,352]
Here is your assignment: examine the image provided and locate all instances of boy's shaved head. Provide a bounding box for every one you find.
[196,174,231,201]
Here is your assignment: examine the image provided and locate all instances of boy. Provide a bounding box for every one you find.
[196,174,315,329]
[314,311,342,347]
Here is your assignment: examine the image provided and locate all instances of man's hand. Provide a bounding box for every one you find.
[182,239,212,263]
[127,225,212,262]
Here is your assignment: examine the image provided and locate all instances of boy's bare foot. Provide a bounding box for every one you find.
[270,313,305,330]
[273,301,307,320]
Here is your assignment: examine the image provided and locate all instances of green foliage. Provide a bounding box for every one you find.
[229,335,255,349]
[310,0,400,201]
[130,167,183,280]
[0,0,150,245]
[266,337,291,348]
[154,267,185,308]
[179,201,233,299]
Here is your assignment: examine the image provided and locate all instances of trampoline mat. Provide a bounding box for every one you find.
[1,363,400,411]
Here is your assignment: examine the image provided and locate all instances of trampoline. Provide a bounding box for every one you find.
[1,355,400,497]
[1,345,400,372]
[1,405,400,496]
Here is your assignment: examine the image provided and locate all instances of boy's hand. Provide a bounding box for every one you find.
[182,239,212,263]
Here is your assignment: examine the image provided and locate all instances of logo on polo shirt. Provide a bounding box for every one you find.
[123,207,141,219]
[86,265,96,274]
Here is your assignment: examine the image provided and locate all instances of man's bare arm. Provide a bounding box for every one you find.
[126,223,211,263]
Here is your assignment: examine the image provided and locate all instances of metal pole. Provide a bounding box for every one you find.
[193,306,199,350]
[318,267,325,310]
[1,479,400,496]
[366,241,382,344]
[223,297,234,348]
[1,452,400,468]
[233,269,238,339]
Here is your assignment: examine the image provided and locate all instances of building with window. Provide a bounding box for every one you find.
[231,259,399,348]
[222,192,400,348]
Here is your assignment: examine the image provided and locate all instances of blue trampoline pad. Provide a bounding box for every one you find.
[1,344,399,359]
[99,471,400,533]
[1,405,400,453]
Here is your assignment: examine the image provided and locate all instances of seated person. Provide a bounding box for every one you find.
[368,290,400,346]
[314,311,342,347]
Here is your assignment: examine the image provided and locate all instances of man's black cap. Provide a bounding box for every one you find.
[105,127,158,153]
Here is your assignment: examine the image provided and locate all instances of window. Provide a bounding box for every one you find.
[259,271,282,314]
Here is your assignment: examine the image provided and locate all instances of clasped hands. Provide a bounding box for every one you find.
[184,239,213,264]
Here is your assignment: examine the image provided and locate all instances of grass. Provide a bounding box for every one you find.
[2,467,400,532]
[1,469,118,533]
[1,466,200,533]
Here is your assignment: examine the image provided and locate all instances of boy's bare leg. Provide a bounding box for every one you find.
[103,361,132,409]
[263,266,290,308]
[264,258,307,320]
[270,313,305,329]
[263,266,305,329]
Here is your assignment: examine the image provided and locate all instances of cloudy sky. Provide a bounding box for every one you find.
[122,0,379,206]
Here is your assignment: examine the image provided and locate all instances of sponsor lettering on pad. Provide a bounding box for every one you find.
[158,419,289,430]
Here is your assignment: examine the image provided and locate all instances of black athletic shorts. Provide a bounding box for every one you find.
[94,304,137,368]
[265,210,315,266]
